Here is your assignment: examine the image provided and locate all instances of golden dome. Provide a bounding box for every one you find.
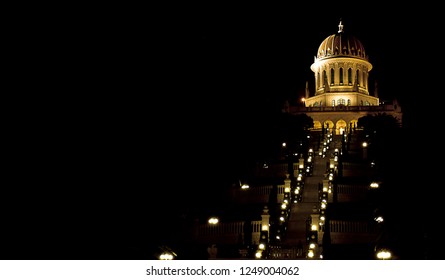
[316,20,367,61]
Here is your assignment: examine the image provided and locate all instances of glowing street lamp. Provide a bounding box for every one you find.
[307,250,314,258]
[159,253,174,260]
[241,184,250,189]
[255,251,262,258]
[374,216,384,223]
[376,250,391,260]
[208,217,219,225]
[239,180,249,189]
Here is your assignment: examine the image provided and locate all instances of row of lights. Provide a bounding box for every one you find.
[309,131,335,259]
[363,138,392,260]
[264,138,314,258]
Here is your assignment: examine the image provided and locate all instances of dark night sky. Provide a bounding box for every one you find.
[130,7,429,192]
[4,4,443,258]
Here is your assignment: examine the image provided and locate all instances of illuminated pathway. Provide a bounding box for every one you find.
[282,149,328,247]
[282,133,342,257]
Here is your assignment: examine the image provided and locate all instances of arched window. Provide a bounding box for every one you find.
[348,68,352,85]
[356,69,360,86]
[360,100,363,106]
[338,99,345,105]
[317,72,320,88]
[339,68,343,84]
[362,72,366,88]
[364,101,370,106]
[314,101,319,107]
[330,68,335,85]
[323,70,327,87]
[332,100,335,106]
[347,99,351,106]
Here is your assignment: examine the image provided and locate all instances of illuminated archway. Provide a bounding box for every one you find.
[336,120,347,135]
[349,120,358,131]
[324,120,334,133]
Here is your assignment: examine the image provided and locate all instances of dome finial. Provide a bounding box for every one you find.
[338,18,344,33]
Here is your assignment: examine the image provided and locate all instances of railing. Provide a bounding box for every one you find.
[195,221,263,245]
[336,184,369,202]
[232,184,285,204]
[329,220,375,233]
[289,104,399,113]
[337,184,368,194]
[327,220,378,244]
[268,245,304,259]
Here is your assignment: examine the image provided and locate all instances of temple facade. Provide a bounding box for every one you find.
[283,20,402,134]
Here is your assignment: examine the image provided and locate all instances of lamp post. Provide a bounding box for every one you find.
[207,218,219,259]
[362,141,368,160]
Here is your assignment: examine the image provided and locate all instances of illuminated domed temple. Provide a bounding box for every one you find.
[284,20,402,133]
[184,20,409,261]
